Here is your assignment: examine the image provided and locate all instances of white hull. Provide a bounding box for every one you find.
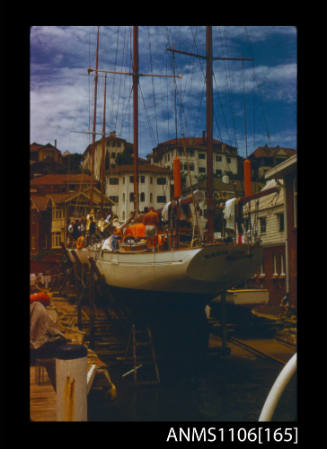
[212,288,270,307]
[69,243,263,298]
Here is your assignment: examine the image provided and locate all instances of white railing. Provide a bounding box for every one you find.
[259,353,297,421]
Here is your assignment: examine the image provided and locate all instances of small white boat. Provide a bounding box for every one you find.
[212,288,270,308]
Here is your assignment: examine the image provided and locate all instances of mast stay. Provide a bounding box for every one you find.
[167,26,253,243]
[88,26,182,216]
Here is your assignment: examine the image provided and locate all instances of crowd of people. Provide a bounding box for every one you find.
[66,209,109,248]
[66,199,234,252]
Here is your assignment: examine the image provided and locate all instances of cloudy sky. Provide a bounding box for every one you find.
[30,26,297,159]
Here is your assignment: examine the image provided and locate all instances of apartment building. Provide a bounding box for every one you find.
[105,164,170,221]
[147,134,239,189]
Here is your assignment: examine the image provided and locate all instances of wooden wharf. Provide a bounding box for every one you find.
[30,287,120,422]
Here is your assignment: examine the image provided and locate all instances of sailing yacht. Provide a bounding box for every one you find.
[67,26,263,309]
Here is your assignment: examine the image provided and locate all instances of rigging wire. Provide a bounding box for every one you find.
[108,26,120,132]
[190,26,207,135]
[114,26,128,133]
[242,57,248,158]
[139,83,157,148]
[171,41,179,143]
[147,27,159,145]
[243,26,272,147]
[219,26,239,149]
[165,26,174,141]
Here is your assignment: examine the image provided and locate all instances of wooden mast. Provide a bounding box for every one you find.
[88,26,181,220]
[167,27,253,243]
[90,26,100,212]
[206,26,214,242]
[100,74,107,218]
[133,26,139,215]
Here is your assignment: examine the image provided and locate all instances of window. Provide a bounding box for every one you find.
[199,167,206,173]
[105,152,110,169]
[150,193,153,203]
[111,152,116,158]
[277,212,284,232]
[187,149,194,157]
[129,193,134,202]
[157,195,166,203]
[52,232,61,248]
[183,162,194,171]
[129,176,134,183]
[123,193,125,202]
[259,217,266,234]
[199,153,206,159]
[216,155,222,162]
[140,176,145,183]
[227,157,231,163]
[109,196,119,203]
[216,169,222,177]
[280,253,285,276]
[157,177,166,185]
[109,177,119,185]
[55,208,62,219]
[140,192,145,202]
[150,177,153,184]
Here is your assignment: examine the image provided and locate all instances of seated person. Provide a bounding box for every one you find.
[123,215,146,243]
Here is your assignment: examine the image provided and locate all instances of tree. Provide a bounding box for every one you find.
[115,147,133,165]
[62,153,83,173]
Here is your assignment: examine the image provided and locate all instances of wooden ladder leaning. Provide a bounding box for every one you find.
[125,324,160,385]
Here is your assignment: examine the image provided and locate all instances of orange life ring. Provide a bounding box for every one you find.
[76,236,85,249]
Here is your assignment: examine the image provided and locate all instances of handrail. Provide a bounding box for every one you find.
[258,352,297,421]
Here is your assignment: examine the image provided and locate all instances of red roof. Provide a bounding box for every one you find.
[250,146,296,159]
[30,173,97,185]
[30,142,61,153]
[155,137,236,149]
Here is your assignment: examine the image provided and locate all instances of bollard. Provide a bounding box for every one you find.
[55,344,88,421]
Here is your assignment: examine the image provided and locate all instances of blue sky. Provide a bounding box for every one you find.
[30,26,297,159]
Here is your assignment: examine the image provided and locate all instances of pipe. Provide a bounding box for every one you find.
[258,353,297,421]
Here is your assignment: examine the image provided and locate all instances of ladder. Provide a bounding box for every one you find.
[124,324,160,385]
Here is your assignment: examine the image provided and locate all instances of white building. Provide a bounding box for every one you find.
[147,134,239,188]
[242,179,285,246]
[105,164,170,221]
[82,131,131,181]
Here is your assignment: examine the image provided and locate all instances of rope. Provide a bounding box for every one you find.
[242,58,248,158]
[171,45,179,144]
[139,84,157,147]
[243,26,271,146]
[147,27,159,145]
[219,26,239,149]
[182,135,201,241]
